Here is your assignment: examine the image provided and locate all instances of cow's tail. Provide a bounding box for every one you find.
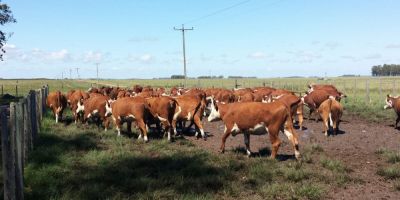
[171,99,181,121]
[327,98,333,127]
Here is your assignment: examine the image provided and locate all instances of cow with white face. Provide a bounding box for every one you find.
[384,94,400,129]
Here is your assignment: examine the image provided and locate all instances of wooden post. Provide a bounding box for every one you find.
[35,90,41,131]
[15,85,18,97]
[1,84,3,96]
[1,106,15,200]
[14,102,24,200]
[366,79,370,103]
[21,97,30,163]
[41,87,45,114]
[29,90,38,144]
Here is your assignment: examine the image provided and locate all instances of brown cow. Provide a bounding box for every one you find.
[237,92,254,102]
[208,100,300,159]
[215,89,235,103]
[111,97,149,142]
[82,95,113,131]
[308,84,346,100]
[68,90,90,124]
[384,94,400,128]
[273,94,304,130]
[46,91,67,123]
[173,95,207,140]
[145,96,181,141]
[318,97,343,136]
[302,90,331,121]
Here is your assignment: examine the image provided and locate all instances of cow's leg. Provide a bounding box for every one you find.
[220,124,232,154]
[114,117,122,136]
[103,117,110,131]
[297,112,304,130]
[396,116,400,129]
[172,119,178,136]
[55,113,59,123]
[244,132,251,157]
[283,122,301,160]
[268,127,281,159]
[193,115,206,140]
[321,112,329,136]
[137,119,148,142]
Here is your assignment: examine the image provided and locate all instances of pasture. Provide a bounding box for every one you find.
[1,77,400,199]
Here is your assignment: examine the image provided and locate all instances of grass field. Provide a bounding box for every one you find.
[16,111,359,199]
[1,76,400,122]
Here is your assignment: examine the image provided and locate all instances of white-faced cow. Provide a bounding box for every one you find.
[384,94,400,128]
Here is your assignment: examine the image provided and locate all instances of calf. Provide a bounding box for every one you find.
[173,95,207,140]
[111,97,149,142]
[83,95,112,131]
[318,98,343,136]
[384,94,400,128]
[145,96,181,141]
[46,91,67,123]
[209,101,300,160]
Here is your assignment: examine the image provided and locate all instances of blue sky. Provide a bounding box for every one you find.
[1,0,400,79]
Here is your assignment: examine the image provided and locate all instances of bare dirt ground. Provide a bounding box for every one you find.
[186,114,400,200]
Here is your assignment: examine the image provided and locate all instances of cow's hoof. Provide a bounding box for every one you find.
[219,149,225,154]
[203,136,207,141]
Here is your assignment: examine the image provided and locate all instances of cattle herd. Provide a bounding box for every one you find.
[46,84,350,160]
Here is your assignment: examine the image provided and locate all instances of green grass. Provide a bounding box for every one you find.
[376,149,400,190]
[320,157,348,173]
[8,110,358,199]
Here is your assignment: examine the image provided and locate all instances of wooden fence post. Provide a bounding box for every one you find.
[14,102,24,200]
[29,90,38,144]
[1,106,15,200]
[21,97,30,163]
[35,90,41,131]
[1,84,3,96]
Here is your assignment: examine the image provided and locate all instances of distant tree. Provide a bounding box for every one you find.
[371,64,400,76]
[171,75,185,79]
[0,1,16,61]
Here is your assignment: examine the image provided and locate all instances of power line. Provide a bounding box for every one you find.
[183,0,252,25]
[174,24,194,87]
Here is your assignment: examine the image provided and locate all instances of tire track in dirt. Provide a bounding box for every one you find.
[186,114,400,199]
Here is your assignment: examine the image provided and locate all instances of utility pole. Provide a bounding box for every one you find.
[76,67,80,79]
[174,24,193,87]
[96,63,99,88]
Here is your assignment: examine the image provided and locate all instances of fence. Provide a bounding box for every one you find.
[0,85,49,200]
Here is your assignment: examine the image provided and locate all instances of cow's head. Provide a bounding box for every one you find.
[105,99,114,117]
[384,94,398,109]
[207,97,221,122]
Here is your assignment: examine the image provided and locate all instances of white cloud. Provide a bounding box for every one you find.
[47,49,70,61]
[386,43,400,49]
[364,53,381,59]
[83,51,103,63]
[128,53,154,63]
[341,55,359,62]
[288,50,322,63]
[248,52,273,59]
[325,42,340,50]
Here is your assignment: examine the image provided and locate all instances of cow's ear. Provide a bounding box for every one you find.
[388,94,391,98]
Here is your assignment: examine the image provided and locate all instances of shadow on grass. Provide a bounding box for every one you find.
[232,146,297,161]
[25,150,228,199]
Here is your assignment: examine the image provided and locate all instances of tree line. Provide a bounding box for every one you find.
[372,64,400,76]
